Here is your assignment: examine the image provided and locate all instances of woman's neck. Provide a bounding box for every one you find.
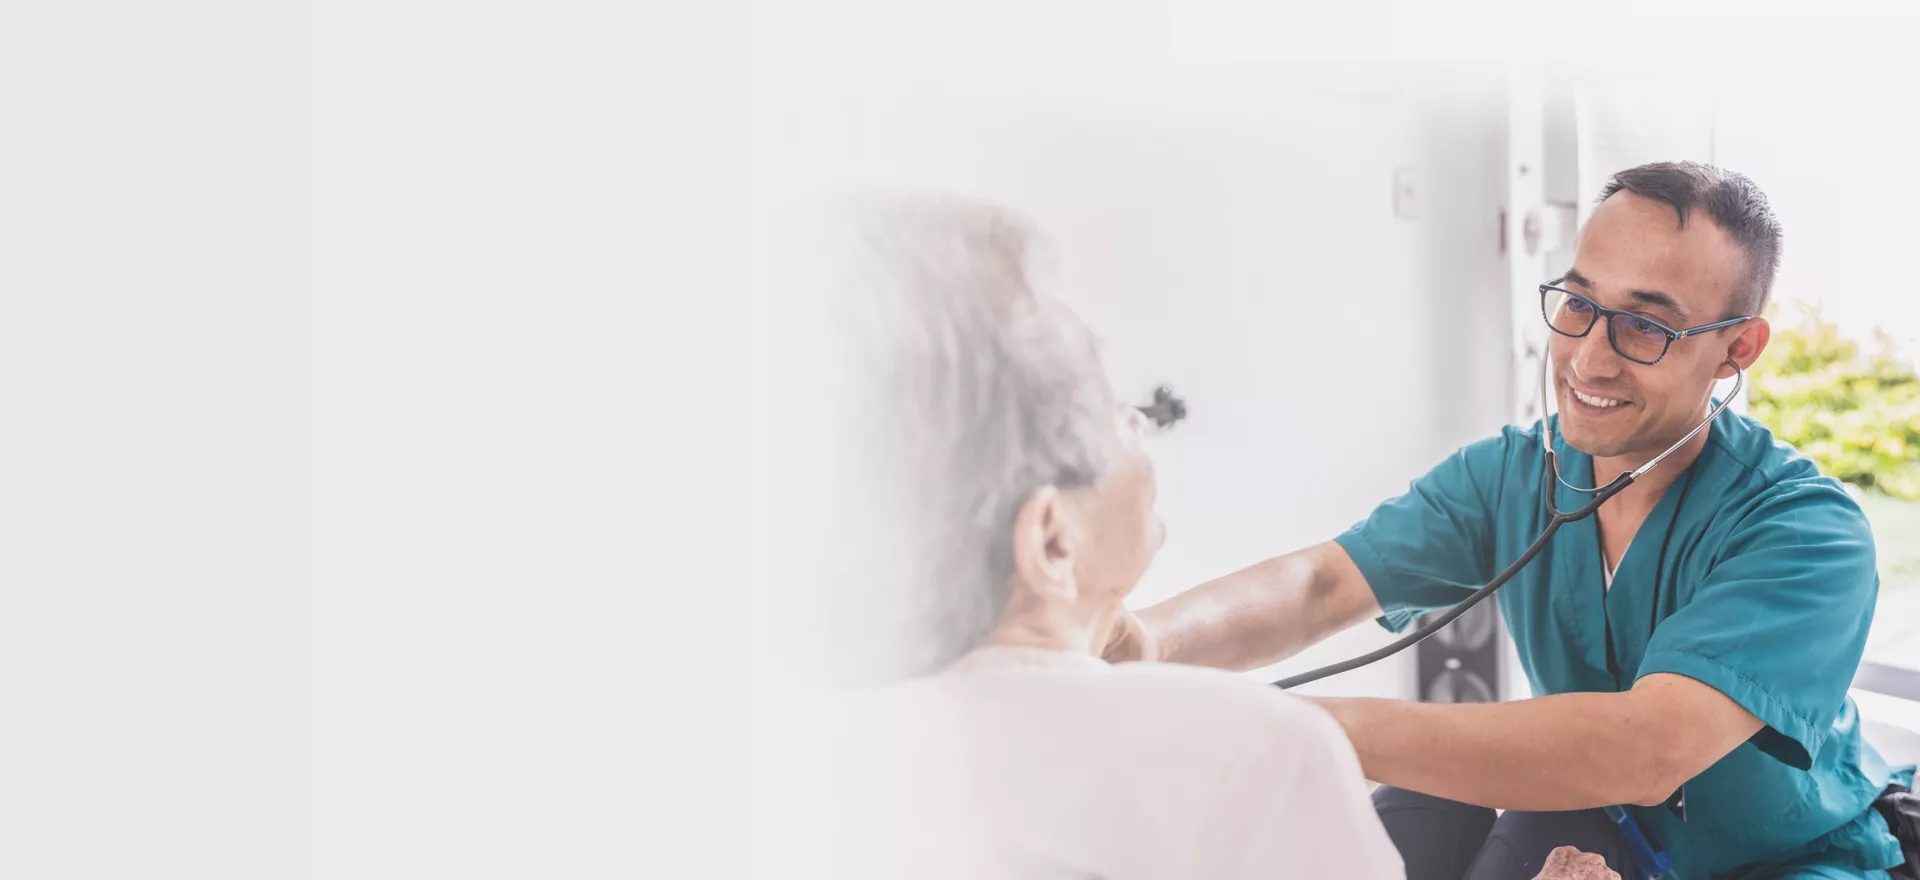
[981,597,1119,657]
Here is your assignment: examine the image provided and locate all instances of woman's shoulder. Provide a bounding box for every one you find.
[1101,661,1353,747]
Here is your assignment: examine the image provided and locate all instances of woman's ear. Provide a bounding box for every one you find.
[1718,316,1772,379]
[1010,486,1079,601]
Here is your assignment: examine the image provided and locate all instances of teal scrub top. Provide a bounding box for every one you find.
[1336,406,1915,879]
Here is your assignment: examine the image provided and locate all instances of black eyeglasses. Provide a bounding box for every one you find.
[1539,280,1752,365]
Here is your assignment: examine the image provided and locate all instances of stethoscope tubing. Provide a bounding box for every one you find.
[1272,353,1743,691]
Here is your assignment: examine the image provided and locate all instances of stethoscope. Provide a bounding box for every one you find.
[1271,353,1746,691]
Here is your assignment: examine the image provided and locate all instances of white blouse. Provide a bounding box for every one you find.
[819,645,1406,880]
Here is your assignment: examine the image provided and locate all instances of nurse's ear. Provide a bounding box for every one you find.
[1717,316,1772,380]
[1009,485,1081,602]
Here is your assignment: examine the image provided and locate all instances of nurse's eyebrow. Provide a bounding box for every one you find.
[1561,269,1690,323]
[1628,290,1689,323]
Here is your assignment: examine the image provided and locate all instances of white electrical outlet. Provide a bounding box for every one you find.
[1393,164,1424,221]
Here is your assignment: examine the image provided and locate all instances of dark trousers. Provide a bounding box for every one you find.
[1374,786,1637,880]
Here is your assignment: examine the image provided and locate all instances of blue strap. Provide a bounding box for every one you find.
[1604,805,1672,879]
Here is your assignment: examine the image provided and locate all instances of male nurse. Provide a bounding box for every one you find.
[1109,161,1915,880]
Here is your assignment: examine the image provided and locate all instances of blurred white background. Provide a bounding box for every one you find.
[2,3,1918,878]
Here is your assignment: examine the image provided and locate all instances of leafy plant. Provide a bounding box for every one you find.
[1749,305,1920,499]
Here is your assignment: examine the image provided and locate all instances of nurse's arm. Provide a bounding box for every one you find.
[1310,673,1765,811]
[1130,541,1382,671]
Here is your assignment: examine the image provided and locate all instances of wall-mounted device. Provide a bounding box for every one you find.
[1135,386,1187,429]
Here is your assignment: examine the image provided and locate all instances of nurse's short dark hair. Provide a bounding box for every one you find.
[1597,161,1783,318]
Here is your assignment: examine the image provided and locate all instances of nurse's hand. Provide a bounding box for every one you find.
[1100,607,1159,663]
[1531,847,1619,880]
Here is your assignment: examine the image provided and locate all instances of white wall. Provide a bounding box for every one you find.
[0,12,310,879]
[306,13,498,880]
[1713,63,1920,355]
[1,9,764,879]
[756,15,1517,699]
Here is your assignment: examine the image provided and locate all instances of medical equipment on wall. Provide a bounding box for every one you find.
[1135,386,1188,430]
[1271,355,1745,691]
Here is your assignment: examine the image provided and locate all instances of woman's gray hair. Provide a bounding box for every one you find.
[829,195,1121,682]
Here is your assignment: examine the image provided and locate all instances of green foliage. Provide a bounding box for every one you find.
[1749,306,1920,499]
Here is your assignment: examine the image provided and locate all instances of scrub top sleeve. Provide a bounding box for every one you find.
[1635,482,1878,771]
[1335,429,1516,634]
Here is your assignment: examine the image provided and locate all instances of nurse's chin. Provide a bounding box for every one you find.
[1557,424,1639,460]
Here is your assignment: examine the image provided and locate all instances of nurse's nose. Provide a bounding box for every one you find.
[1567,319,1625,381]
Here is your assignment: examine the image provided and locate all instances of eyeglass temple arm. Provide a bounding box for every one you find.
[1673,315,1755,339]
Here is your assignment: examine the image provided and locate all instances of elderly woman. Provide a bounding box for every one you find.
[819,196,1612,880]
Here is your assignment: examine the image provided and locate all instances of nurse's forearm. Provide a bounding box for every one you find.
[1140,542,1382,672]
[1310,692,1672,811]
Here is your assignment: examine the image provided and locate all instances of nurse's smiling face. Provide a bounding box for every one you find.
[1552,191,1771,462]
